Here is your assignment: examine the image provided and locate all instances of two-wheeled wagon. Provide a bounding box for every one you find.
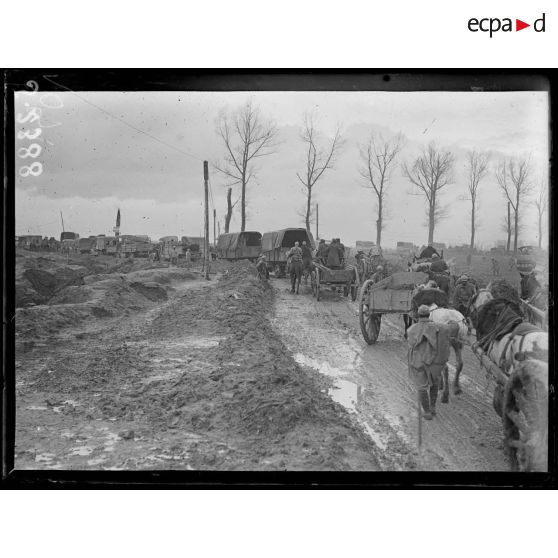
[310,263,359,302]
[358,271,428,344]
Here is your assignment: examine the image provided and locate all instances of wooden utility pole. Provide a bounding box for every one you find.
[60,211,69,263]
[316,203,319,240]
[114,208,121,258]
[213,208,217,249]
[204,161,210,280]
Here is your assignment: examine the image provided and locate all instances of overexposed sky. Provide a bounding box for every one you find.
[15,90,549,247]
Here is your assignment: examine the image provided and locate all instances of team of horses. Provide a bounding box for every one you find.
[280,252,547,409]
[270,250,548,470]
[400,263,547,411]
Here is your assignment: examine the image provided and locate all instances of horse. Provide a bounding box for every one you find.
[289,260,303,294]
[468,287,548,471]
[468,288,493,333]
[403,284,449,338]
[428,306,468,402]
[302,258,314,285]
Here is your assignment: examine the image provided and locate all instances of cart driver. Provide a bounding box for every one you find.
[326,239,343,269]
[316,239,328,265]
[418,243,440,261]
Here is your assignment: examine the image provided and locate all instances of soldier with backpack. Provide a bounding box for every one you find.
[407,305,452,420]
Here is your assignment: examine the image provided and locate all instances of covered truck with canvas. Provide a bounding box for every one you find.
[216,231,262,261]
[261,228,315,277]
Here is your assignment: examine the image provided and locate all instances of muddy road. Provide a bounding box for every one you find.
[14,250,511,471]
[271,278,510,471]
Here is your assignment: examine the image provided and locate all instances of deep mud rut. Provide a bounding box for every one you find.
[271,278,510,471]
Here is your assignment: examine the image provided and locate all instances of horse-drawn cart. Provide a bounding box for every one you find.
[358,271,428,344]
[311,263,358,302]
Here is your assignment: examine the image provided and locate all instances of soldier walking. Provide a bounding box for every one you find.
[407,305,451,420]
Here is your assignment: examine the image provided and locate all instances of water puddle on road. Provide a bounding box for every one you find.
[295,353,388,451]
[294,353,345,378]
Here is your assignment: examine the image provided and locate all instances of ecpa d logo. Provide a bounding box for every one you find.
[468,13,545,37]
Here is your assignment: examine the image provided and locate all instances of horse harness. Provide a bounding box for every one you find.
[497,322,541,371]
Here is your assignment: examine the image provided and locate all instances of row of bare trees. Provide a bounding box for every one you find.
[215,100,547,251]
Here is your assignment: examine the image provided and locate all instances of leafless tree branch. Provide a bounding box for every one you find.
[215,100,278,231]
[402,142,455,244]
[297,112,344,233]
[358,131,404,246]
[495,156,533,253]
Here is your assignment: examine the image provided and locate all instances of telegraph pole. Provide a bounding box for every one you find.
[316,203,319,240]
[60,211,68,262]
[213,208,216,249]
[204,161,210,280]
[114,208,121,259]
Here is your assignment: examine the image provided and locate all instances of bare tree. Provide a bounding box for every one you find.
[297,113,343,234]
[464,150,489,255]
[501,202,512,253]
[495,157,533,253]
[534,178,548,249]
[358,132,404,247]
[224,187,239,234]
[215,100,277,232]
[402,143,455,245]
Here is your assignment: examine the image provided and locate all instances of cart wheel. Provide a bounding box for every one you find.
[359,281,381,344]
[502,360,548,472]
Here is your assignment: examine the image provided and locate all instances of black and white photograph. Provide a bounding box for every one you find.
[6,72,550,477]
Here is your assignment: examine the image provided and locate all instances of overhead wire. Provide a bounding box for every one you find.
[39,76,220,241]
[42,75,205,163]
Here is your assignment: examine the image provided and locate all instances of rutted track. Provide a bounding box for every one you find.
[15,260,381,471]
[271,278,510,471]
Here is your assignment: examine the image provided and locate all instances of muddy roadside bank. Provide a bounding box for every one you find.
[15,256,381,471]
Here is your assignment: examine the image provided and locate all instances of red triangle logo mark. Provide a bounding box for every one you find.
[516,19,530,31]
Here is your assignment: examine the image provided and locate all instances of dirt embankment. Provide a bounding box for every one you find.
[14,251,197,349]
[15,256,380,471]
